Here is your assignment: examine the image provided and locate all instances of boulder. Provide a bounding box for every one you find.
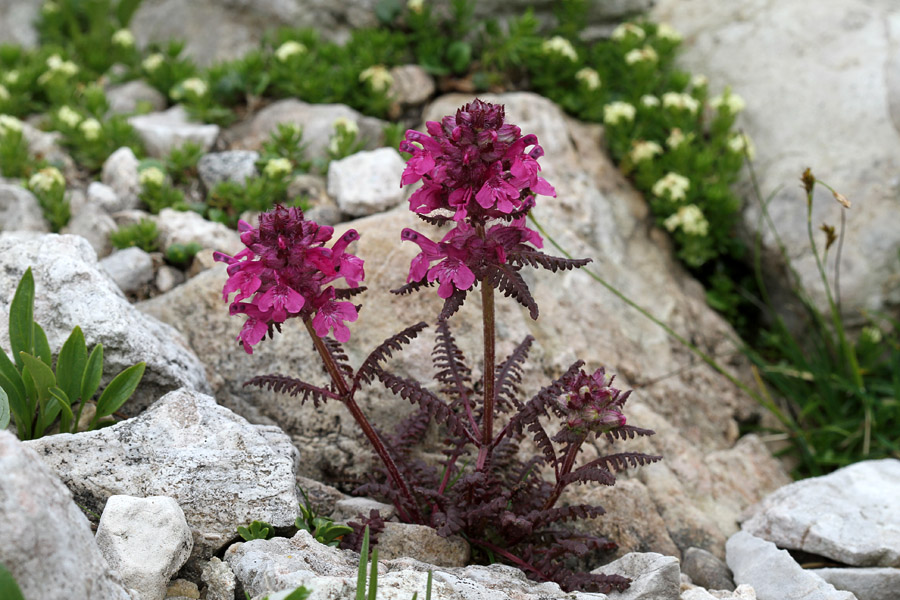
[389,64,435,106]
[0,431,136,600]
[811,568,900,600]
[682,547,735,592]
[107,80,168,115]
[95,495,194,600]
[102,147,143,211]
[100,246,156,294]
[595,552,680,600]
[62,197,117,257]
[0,233,210,415]
[0,0,40,47]
[128,105,219,158]
[197,150,259,190]
[651,0,900,319]
[327,147,407,216]
[740,459,900,567]
[25,388,299,566]
[376,522,470,567]
[155,207,243,255]
[0,183,49,232]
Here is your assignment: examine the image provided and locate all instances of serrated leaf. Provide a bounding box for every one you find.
[57,326,87,407]
[9,268,35,370]
[33,322,51,366]
[81,344,103,402]
[95,362,145,419]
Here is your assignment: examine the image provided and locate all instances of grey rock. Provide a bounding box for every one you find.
[0,431,136,600]
[683,547,735,592]
[0,183,49,232]
[96,495,194,600]
[227,99,386,161]
[197,150,259,191]
[156,265,186,293]
[25,389,299,566]
[21,120,74,173]
[331,496,395,523]
[327,147,407,216]
[595,552,681,600]
[166,579,201,598]
[226,529,606,600]
[107,80,168,115]
[651,0,900,319]
[202,557,237,600]
[0,233,210,415]
[102,147,142,211]
[62,199,118,257]
[376,522,470,567]
[129,105,219,158]
[389,64,435,106]
[155,207,243,256]
[726,531,857,600]
[681,584,757,600]
[100,246,156,294]
[0,0,40,47]
[287,173,329,205]
[741,459,900,567]
[811,568,900,600]
[88,181,123,213]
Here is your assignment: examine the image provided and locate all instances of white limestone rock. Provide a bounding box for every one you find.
[197,150,259,191]
[741,459,900,567]
[101,246,156,294]
[0,431,136,600]
[107,80,168,115]
[129,105,220,158]
[155,207,243,255]
[63,197,118,257]
[202,557,237,600]
[811,567,900,600]
[102,147,142,211]
[594,552,681,600]
[96,495,194,600]
[327,148,406,216]
[0,183,49,232]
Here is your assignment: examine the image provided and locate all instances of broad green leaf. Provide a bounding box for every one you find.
[81,344,104,402]
[33,322,51,366]
[0,350,24,400]
[0,355,27,434]
[57,326,87,406]
[0,563,25,600]
[95,362,145,419]
[19,353,56,402]
[282,587,311,600]
[36,389,63,439]
[0,387,9,430]
[50,386,73,433]
[9,268,35,370]
[20,368,37,438]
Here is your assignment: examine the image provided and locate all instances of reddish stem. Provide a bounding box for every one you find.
[303,319,424,524]
[470,537,550,582]
[476,277,495,471]
[542,438,584,511]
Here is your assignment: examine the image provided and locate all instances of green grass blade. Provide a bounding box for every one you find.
[94,362,145,419]
[356,526,369,600]
[81,343,104,402]
[9,268,35,370]
[425,571,432,600]
[367,547,378,600]
[56,326,87,406]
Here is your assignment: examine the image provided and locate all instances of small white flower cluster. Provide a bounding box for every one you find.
[275,40,307,62]
[629,140,663,163]
[139,166,166,187]
[57,105,83,128]
[39,54,79,84]
[359,65,393,93]
[333,117,359,136]
[640,94,660,108]
[3,70,18,85]
[625,46,658,65]
[28,166,65,193]
[575,67,601,91]
[664,204,709,236]
[691,74,708,89]
[662,92,700,114]
[0,84,8,102]
[180,78,208,97]
[42,1,59,14]
[264,157,293,178]
[710,89,746,114]
[666,128,689,149]
[408,0,424,13]
[612,23,645,41]
[541,36,578,62]
[652,171,690,202]
[861,326,883,345]
[79,118,102,141]
[112,28,135,47]
[142,53,165,73]
[727,132,755,160]
[603,101,636,125]
[0,114,24,135]
[656,23,682,43]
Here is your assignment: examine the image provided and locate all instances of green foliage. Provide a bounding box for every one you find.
[165,242,202,269]
[237,520,274,541]
[205,168,297,228]
[138,164,187,213]
[325,118,365,164]
[27,166,70,232]
[295,488,353,547]
[355,526,378,600]
[258,124,311,173]
[0,116,39,178]
[110,218,159,252]
[0,563,25,600]
[165,141,205,185]
[0,268,146,439]
[142,41,200,100]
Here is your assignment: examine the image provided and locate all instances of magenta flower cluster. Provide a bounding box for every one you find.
[559,368,628,435]
[399,99,556,297]
[214,205,364,352]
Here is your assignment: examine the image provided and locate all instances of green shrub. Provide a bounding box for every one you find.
[27,166,69,232]
[110,218,159,252]
[164,242,202,269]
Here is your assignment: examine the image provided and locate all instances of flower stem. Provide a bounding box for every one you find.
[542,439,583,511]
[476,278,495,471]
[303,319,423,523]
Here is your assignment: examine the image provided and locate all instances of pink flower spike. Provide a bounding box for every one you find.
[256,280,305,322]
[427,257,476,298]
[312,300,359,342]
[222,268,262,302]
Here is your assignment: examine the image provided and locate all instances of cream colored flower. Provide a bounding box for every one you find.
[691,74,708,89]
[29,167,65,193]
[629,140,663,163]
[275,40,307,62]
[46,54,78,76]
[666,128,687,149]
[0,85,8,102]
[710,88,746,114]
[79,118,102,140]
[42,2,59,15]
[652,172,690,202]
[861,326,882,345]
[407,0,424,13]
[181,78,208,97]
[664,204,708,236]
[0,114,23,135]
[575,67,601,91]
[139,166,166,187]
[656,23,682,43]
[142,53,165,73]
[640,94,660,108]
[333,117,359,136]
[112,29,135,47]
[662,91,700,114]
[625,45,658,65]
[3,70,18,85]
[359,65,393,93]
[727,133,755,160]
[612,23,645,41]
[57,105,83,128]
[541,36,578,61]
[264,157,293,179]
[603,101,636,125]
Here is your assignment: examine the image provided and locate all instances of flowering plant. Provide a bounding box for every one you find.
[219,100,660,593]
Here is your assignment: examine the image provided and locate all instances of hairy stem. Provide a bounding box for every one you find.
[542,439,583,511]
[303,319,423,523]
[476,279,496,471]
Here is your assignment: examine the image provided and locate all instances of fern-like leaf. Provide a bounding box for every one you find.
[527,504,606,529]
[320,337,354,379]
[494,335,534,412]
[439,288,468,321]
[483,263,538,319]
[575,452,663,475]
[334,286,368,299]
[604,425,657,443]
[416,213,454,226]
[432,320,473,407]
[391,279,433,296]
[243,374,339,407]
[560,467,617,487]
[508,250,592,273]
[354,322,428,388]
